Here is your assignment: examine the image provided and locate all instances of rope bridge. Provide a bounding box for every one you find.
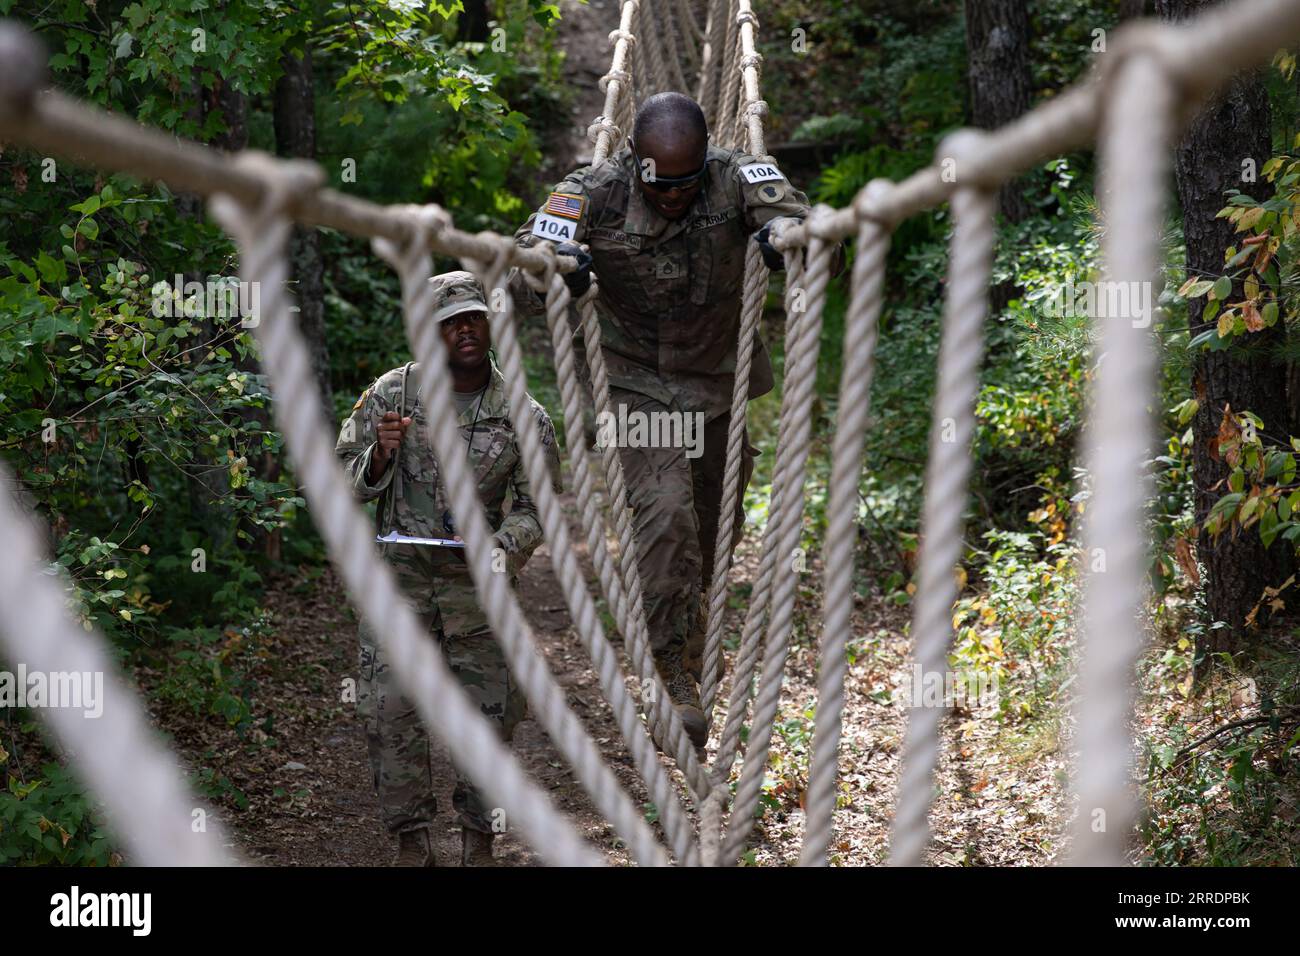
[0,0,1296,867]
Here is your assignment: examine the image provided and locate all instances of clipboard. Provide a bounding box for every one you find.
[375,530,465,549]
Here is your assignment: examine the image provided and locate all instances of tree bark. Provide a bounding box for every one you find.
[1158,0,1290,662]
[1119,0,1150,20]
[963,0,1032,223]
[457,0,491,42]
[274,44,333,421]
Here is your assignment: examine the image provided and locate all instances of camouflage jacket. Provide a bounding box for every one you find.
[335,361,562,578]
[511,143,813,421]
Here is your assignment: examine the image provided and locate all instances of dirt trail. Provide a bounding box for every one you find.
[193,489,646,867]
[159,465,1066,867]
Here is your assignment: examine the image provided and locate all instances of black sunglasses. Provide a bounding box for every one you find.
[629,138,706,193]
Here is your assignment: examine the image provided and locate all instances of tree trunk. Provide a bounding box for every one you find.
[963,0,1032,223]
[457,0,491,42]
[1119,0,1150,19]
[273,44,332,421]
[1158,0,1290,663]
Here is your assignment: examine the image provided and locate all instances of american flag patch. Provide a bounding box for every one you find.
[544,193,585,220]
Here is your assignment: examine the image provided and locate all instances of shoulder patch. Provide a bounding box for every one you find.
[544,192,586,221]
[756,181,787,204]
[352,387,370,411]
[739,162,785,185]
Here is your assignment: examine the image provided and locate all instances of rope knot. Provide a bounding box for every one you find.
[463,231,515,298]
[1092,20,1188,114]
[742,99,769,119]
[933,127,998,193]
[587,116,622,145]
[851,178,899,227]
[739,52,763,71]
[805,203,840,243]
[607,28,637,47]
[736,10,759,28]
[598,68,631,93]
[208,151,324,250]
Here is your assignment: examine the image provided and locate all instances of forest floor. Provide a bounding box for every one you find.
[140,466,1071,867]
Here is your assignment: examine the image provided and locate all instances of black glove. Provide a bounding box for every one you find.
[753,223,785,271]
[555,241,592,298]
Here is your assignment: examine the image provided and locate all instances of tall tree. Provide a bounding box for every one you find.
[963,0,1033,222]
[1157,0,1290,660]
[273,44,332,421]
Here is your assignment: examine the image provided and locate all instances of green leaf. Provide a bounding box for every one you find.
[1210,275,1232,301]
[34,251,67,285]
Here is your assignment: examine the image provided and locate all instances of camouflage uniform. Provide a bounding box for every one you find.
[512,143,812,672]
[336,273,561,838]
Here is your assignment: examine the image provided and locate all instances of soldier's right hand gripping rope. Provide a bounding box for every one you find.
[555,241,593,297]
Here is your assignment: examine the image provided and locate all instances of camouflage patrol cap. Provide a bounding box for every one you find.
[428,270,488,323]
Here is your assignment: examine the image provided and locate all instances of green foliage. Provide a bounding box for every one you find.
[951,529,1078,721]
[0,759,116,866]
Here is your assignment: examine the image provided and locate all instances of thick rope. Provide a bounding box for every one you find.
[0,0,1296,868]
[574,293,715,794]
[592,0,640,164]
[1069,53,1175,867]
[671,0,702,76]
[700,239,767,721]
[799,181,895,866]
[734,1,765,155]
[656,0,692,94]
[370,215,667,867]
[636,0,673,96]
[720,208,834,863]
[208,164,603,867]
[714,0,742,148]
[709,219,810,780]
[478,247,700,864]
[0,468,235,865]
[697,0,728,122]
[888,157,997,866]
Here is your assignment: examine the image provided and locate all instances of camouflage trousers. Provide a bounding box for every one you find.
[357,548,525,836]
[609,388,758,672]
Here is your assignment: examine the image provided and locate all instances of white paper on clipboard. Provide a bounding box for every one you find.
[375,531,466,548]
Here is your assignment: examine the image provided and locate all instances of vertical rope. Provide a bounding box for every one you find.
[480,250,701,864]
[700,240,767,721]
[698,0,729,122]
[709,220,810,780]
[1069,53,1174,867]
[888,154,996,866]
[209,165,603,867]
[575,293,714,795]
[591,0,640,164]
[721,209,834,864]
[799,182,895,866]
[369,217,666,867]
[734,1,766,156]
[715,0,742,147]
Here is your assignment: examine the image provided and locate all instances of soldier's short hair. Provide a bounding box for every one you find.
[428,270,489,323]
[632,92,707,152]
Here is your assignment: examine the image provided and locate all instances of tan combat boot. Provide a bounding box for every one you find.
[394,827,436,867]
[655,647,708,750]
[461,828,496,866]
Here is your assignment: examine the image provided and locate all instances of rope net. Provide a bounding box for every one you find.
[0,0,1298,866]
